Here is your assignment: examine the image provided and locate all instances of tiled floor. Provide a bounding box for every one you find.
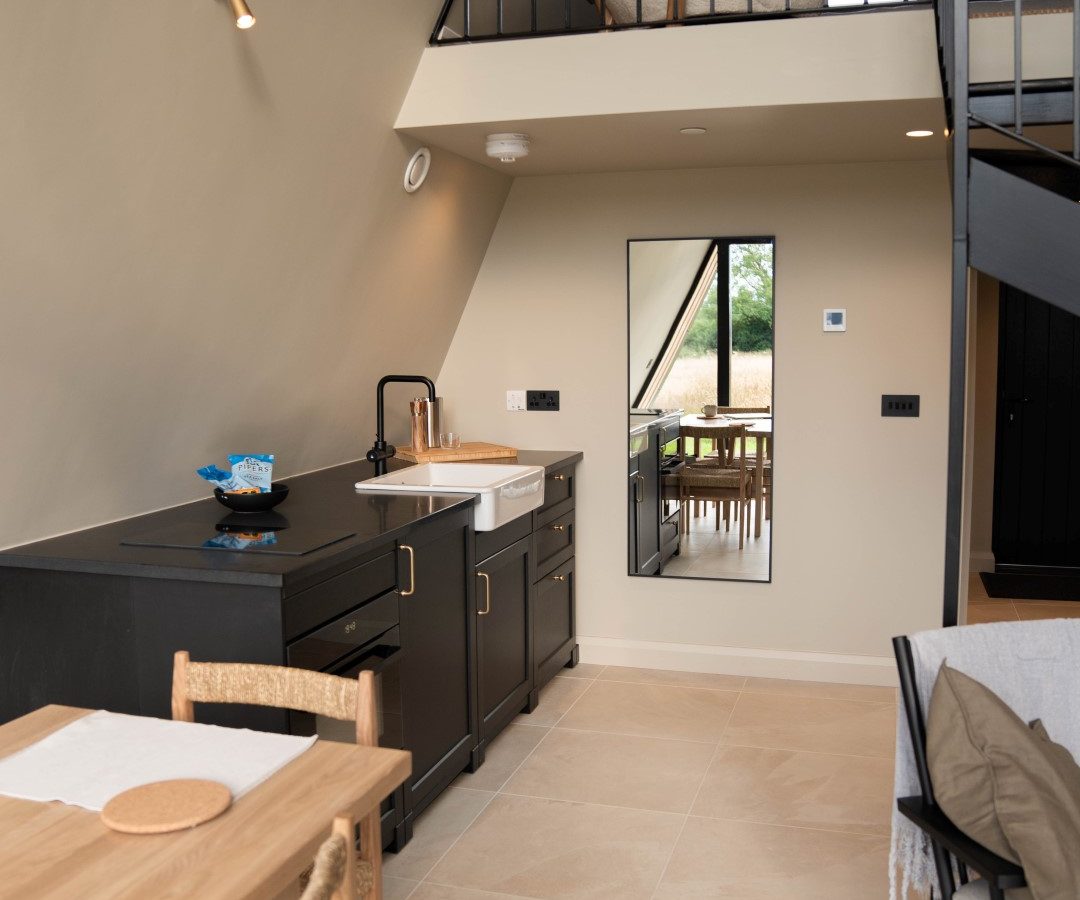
[966,572,1080,624]
[660,509,771,581]
[382,665,898,900]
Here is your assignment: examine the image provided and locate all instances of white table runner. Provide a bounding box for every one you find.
[0,710,317,811]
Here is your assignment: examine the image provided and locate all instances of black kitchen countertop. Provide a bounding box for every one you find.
[0,450,582,588]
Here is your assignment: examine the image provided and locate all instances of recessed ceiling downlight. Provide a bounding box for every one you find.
[906,129,935,138]
[486,133,530,164]
[680,127,707,136]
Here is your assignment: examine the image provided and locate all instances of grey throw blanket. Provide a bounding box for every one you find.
[890,618,1080,899]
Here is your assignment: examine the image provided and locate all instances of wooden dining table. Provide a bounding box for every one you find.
[0,705,411,900]
[679,413,772,538]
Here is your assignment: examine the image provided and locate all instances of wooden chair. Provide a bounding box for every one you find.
[300,816,357,900]
[676,424,752,547]
[892,636,1027,900]
[172,652,380,900]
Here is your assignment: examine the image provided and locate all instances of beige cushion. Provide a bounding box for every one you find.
[927,664,1080,900]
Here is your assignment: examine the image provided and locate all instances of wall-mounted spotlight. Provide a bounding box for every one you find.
[229,0,256,29]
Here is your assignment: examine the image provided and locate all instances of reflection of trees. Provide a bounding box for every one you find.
[680,244,774,356]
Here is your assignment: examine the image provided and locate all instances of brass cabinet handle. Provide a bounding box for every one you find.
[551,473,567,481]
[552,574,567,582]
[397,544,416,597]
[551,524,566,532]
[477,572,491,616]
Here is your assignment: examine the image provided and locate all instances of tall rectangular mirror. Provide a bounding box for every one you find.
[628,237,775,582]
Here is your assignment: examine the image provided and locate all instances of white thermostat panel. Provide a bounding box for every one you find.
[823,309,847,332]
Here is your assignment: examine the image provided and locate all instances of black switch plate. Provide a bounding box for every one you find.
[882,394,920,417]
[527,390,560,411]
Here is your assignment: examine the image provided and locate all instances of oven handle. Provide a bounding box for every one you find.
[335,639,402,678]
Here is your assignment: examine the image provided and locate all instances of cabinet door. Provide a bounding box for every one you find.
[628,457,641,575]
[475,536,533,746]
[534,558,575,690]
[639,437,662,575]
[398,512,476,817]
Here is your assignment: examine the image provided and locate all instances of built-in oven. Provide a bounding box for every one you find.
[286,589,404,850]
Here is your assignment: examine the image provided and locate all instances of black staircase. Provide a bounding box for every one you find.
[938,0,1080,624]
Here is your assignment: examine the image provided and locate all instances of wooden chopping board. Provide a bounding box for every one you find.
[396,442,518,464]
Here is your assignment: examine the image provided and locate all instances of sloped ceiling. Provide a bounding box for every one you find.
[0,0,510,548]
[629,240,713,403]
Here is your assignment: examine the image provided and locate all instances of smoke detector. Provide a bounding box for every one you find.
[486,133,530,164]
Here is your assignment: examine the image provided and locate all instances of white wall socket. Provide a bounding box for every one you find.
[506,390,527,412]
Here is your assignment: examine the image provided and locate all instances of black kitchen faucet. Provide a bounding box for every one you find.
[366,375,436,476]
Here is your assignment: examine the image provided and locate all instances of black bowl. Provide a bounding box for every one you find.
[213,482,289,513]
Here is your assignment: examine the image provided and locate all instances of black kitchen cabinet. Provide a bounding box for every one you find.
[0,451,581,852]
[531,461,580,692]
[629,447,660,576]
[398,513,477,830]
[474,536,532,754]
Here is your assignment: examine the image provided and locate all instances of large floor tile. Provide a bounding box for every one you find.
[1013,600,1080,620]
[383,788,495,881]
[556,679,737,743]
[653,815,891,899]
[968,572,989,600]
[722,693,895,758]
[966,600,1017,624]
[427,794,683,900]
[384,875,420,900]
[557,663,605,680]
[742,677,895,704]
[454,724,549,792]
[503,728,715,813]
[691,745,893,835]
[410,884,534,899]
[598,665,745,692]
[514,677,592,727]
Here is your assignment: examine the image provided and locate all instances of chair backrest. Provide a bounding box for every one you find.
[171,651,377,746]
[299,816,355,900]
[678,424,747,474]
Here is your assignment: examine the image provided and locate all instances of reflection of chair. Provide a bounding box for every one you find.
[172,652,380,900]
[677,424,752,548]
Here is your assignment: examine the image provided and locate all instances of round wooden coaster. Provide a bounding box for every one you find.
[101,779,232,834]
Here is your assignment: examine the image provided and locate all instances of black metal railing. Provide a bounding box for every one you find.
[938,0,1080,165]
[431,0,930,45]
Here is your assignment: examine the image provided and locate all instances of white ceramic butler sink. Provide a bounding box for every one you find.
[354,463,545,531]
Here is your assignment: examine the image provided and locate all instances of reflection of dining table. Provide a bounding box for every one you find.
[0,705,411,899]
[679,414,772,538]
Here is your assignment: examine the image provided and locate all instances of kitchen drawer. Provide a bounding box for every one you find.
[475,513,533,565]
[286,590,398,670]
[534,510,574,580]
[283,551,398,640]
[660,518,679,556]
[536,465,575,527]
[534,558,575,689]
[658,420,681,447]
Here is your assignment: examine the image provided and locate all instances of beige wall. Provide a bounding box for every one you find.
[0,0,510,549]
[400,10,942,127]
[438,161,951,676]
[970,273,1001,572]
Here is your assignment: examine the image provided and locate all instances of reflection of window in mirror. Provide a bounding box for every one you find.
[628,238,774,584]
